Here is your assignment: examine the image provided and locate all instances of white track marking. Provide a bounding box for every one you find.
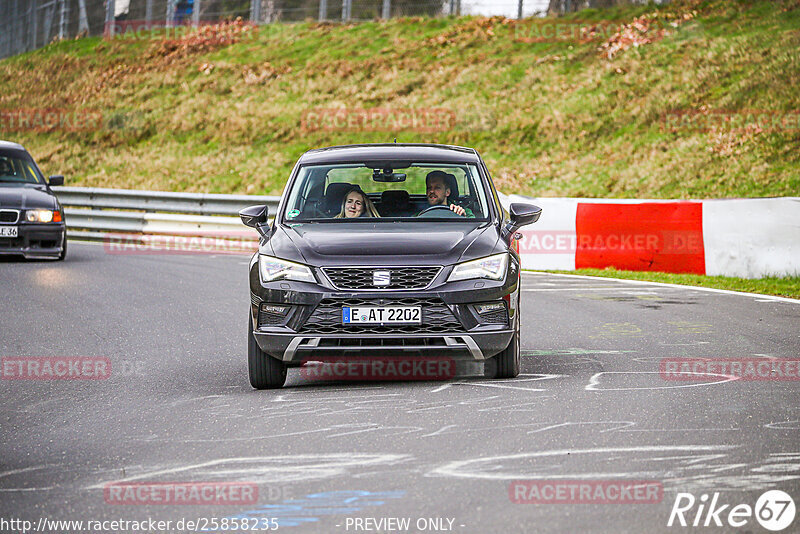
[428,445,734,480]
[522,271,800,304]
[523,287,646,292]
[586,371,740,391]
[87,453,411,489]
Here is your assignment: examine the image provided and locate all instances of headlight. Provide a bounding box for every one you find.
[259,255,315,283]
[25,209,54,223]
[448,253,509,282]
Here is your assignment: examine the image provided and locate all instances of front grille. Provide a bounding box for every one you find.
[0,237,23,249]
[302,297,463,334]
[0,209,20,224]
[322,266,440,290]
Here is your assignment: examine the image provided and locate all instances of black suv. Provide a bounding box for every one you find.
[240,144,541,389]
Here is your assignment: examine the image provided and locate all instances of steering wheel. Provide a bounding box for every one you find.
[416,205,462,218]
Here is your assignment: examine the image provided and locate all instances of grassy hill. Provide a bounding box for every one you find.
[0,0,798,197]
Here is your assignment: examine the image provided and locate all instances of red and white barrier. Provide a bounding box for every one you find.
[502,195,800,279]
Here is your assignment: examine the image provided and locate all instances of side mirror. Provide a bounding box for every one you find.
[239,204,269,238]
[510,203,542,227]
[48,175,65,186]
[501,203,542,243]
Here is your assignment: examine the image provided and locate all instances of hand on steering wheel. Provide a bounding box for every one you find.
[417,204,465,217]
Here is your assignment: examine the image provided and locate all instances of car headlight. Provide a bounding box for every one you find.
[259,255,315,283]
[26,209,55,223]
[448,253,509,282]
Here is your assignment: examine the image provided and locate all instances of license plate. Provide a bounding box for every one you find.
[0,226,17,238]
[343,306,422,324]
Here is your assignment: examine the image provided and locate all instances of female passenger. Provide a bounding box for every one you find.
[334,186,380,219]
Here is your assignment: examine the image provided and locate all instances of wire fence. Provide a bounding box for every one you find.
[0,0,669,60]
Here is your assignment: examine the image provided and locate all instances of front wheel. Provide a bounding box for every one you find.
[492,308,520,379]
[248,314,287,389]
[56,235,67,261]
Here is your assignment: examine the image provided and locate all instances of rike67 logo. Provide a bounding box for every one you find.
[668,490,795,531]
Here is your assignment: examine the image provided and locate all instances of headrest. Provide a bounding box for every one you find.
[381,189,410,205]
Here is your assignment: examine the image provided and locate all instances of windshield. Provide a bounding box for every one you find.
[0,151,44,184]
[282,163,490,222]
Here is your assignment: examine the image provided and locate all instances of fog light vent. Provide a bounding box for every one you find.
[475,302,508,324]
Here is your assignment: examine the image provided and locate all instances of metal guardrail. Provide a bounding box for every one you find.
[52,186,280,216]
[52,186,279,242]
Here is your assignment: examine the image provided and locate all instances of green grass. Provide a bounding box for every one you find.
[0,0,798,197]
[543,268,800,299]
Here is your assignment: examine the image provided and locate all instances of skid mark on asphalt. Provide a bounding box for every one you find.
[86,454,412,489]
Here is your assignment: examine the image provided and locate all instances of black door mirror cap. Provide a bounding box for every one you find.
[48,175,65,187]
[239,205,269,237]
[509,202,542,227]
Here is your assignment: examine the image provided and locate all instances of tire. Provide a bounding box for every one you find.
[493,300,521,379]
[248,314,287,389]
[56,235,67,261]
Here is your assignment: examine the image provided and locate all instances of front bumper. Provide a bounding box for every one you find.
[249,259,520,364]
[0,222,65,259]
[254,330,514,364]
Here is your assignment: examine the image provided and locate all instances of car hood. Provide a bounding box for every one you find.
[268,222,501,266]
[0,184,58,210]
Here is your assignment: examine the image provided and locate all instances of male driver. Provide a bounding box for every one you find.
[423,171,473,217]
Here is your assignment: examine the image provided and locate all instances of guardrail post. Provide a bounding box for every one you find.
[58,0,68,40]
[319,0,327,21]
[251,0,261,23]
[105,0,115,37]
[382,0,390,19]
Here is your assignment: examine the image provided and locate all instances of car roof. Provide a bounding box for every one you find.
[0,140,26,151]
[298,143,481,165]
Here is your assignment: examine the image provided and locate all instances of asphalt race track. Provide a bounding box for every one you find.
[2,242,799,533]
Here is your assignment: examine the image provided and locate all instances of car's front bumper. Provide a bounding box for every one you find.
[0,222,65,259]
[253,330,514,364]
[249,258,521,364]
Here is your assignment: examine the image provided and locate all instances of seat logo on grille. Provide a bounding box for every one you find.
[373,270,391,286]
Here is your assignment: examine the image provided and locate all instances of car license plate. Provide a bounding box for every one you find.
[343,306,421,324]
[0,226,18,238]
